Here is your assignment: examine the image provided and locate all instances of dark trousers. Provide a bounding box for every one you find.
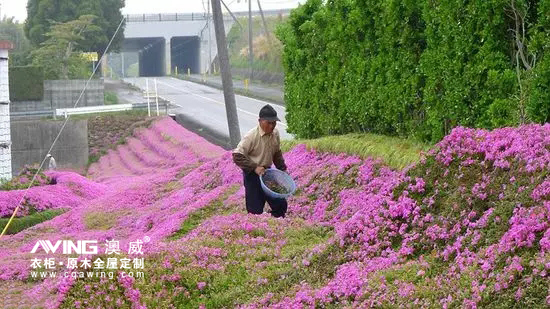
[243,171,287,218]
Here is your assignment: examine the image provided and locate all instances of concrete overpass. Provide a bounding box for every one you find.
[109,9,291,77]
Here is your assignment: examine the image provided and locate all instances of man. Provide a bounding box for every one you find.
[232,104,288,218]
[46,154,57,170]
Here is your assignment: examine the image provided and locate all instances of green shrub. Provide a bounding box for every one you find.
[9,66,44,101]
[104,91,119,105]
[278,0,550,142]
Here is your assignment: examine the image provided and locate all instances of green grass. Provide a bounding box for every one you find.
[0,174,51,191]
[104,91,119,105]
[0,209,68,235]
[83,210,128,230]
[168,185,239,240]
[71,109,150,120]
[230,56,283,74]
[167,202,229,240]
[86,149,106,167]
[281,132,432,170]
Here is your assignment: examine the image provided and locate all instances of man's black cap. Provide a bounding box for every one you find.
[259,104,280,122]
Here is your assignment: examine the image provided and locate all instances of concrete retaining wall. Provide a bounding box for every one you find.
[10,119,89,175]
[9,100,50,113]
[44,80,104,109]
[10,80,104,114]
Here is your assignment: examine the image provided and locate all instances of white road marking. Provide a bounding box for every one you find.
[159,77,288,127]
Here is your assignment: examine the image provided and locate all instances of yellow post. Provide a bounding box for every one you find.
[244,79,249,90]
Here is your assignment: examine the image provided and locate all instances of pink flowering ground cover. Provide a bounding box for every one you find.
[0,164,52,191]
[1,117,549,308]
[0,171,107,218]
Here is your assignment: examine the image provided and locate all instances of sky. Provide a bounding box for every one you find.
[1,0,305,23]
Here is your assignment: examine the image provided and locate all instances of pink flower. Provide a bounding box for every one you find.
[197,282,207,290]
[515,288,523,301]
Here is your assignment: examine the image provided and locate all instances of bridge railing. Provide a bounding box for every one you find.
[125,9,292,23]
[125,13,209,22]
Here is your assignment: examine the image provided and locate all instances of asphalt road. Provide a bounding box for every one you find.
[123,77,293,141]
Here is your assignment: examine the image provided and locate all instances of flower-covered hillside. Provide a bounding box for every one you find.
[1,118,549,308]
[87,117,224,181]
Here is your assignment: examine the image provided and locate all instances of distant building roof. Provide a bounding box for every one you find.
[0,41,14,50]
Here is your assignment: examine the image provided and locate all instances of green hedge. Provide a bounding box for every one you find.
[277,0,550,142]
[9,66,44,101]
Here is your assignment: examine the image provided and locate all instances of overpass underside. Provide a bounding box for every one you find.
[116,36,201,77]
[109,15,240,77]
[171,36,201,75]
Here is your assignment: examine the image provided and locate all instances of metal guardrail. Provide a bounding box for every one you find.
[56,104,135,117]
[125,9,292,23]
[56,102,171,117]
[10,110,54,117]
[10,102,171,118]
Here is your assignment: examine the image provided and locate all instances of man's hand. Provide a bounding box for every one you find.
[255,166,266,176]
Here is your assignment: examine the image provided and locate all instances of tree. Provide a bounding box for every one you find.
[25,0,125,55]
[506,0,550,124]
[31,15,100,79]
[0,17,32,66]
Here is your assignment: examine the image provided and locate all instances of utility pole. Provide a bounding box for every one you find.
[248,0,253,80]
[257,0,272,43]
[207,0,212,74]
[221,0,243,30]
[211,0,241,148]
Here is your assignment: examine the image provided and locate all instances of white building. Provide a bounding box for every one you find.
[0,40,14,181]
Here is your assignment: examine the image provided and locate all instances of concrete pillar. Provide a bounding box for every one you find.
[0,41,14,181]
[165,38,171,76]
[121,52,125,78]
[102,52,108,78]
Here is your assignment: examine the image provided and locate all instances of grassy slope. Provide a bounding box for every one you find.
[85,110,158,167]
[50,127,549,308]
[282,132,432,170]
[0,209,68,235]
[57,132,432,308]
[0,111,158,237]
